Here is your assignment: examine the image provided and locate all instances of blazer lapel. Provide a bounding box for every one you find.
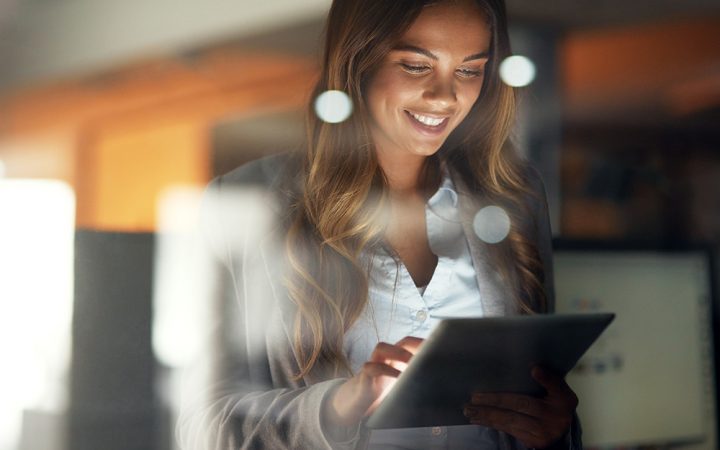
[449,168,513,317]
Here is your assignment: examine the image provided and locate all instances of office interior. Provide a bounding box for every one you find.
[0,0,719,449]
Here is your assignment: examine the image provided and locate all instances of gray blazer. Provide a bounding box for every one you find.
[181,153,581,450]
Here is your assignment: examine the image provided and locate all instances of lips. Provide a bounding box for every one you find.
[404,110,450,136]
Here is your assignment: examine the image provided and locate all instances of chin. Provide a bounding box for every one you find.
[409,140,446,157]
[416,147,442,157]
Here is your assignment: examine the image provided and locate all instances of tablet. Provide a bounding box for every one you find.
[365,312,615,429]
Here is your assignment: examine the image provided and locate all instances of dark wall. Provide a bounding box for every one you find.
[70,230,163,450]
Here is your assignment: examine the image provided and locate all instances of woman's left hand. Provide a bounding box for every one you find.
[463,366,578,449]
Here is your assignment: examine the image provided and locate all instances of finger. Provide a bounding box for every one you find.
[394,336,424,354]
[531,366,579,408]
[362,363,402,414]
[469,392,545,418]
[531,366,567,394]
[361,361,401,379]
[370,342,414,364]
[530,366,563,392]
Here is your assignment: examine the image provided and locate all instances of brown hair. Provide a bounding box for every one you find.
[285,0,547,380]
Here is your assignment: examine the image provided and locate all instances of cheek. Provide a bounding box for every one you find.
[458,82,484,116]
[367,71,416,115]
[366,76,393,119]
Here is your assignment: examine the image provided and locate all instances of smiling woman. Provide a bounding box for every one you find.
[366,0,489,159]
[180,1,581,449]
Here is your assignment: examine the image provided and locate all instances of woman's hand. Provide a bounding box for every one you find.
[463,366,578,449]
[325,336,424,428]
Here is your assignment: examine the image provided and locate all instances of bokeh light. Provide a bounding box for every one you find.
[314,90,353,123]
[473,205,511,244]
[499,55,536,87]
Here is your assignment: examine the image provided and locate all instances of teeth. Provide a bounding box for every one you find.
[411,112,446,127]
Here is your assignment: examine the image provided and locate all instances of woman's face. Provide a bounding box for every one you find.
[366,0,492,160]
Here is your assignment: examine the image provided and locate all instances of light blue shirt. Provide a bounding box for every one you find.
[343,170,502,449]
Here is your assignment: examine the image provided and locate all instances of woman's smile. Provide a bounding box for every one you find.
[404,110,451,136]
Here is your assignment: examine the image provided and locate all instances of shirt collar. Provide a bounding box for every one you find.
[427,161,459,209]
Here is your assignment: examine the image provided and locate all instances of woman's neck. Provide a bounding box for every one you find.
[376,150,439,199]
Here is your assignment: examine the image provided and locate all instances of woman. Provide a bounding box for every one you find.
[183,0,580,449]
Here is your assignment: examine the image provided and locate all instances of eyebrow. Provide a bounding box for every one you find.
[392,44,489,62]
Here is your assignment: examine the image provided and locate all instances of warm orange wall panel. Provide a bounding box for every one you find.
[77,120,209,231]
[0,129,77,185]
[1,51,316,232]
[562,17,720,117]
[1,53,317,135]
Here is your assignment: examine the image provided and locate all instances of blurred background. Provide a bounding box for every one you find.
[0,0,719,449]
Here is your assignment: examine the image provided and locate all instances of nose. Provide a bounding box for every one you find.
[422,74,457,110]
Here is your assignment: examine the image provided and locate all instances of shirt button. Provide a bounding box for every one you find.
[415,309,428,322]
[431,426,443,436]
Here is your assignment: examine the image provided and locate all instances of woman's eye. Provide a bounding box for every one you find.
[400,63,430,74]
[457,68,484,78]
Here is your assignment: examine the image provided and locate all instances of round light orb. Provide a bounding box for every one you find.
[314,90,353,123]
[473,205,511,244]
[499,55,536,87]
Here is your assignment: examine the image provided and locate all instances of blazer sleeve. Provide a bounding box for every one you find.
[176,172,363,450]
[526,168,584,450]
[526,166,556,314]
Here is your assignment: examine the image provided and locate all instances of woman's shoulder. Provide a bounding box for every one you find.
[519,163,550,213]
[520,163,547,197]
[448,157,548,207]
[199,152,300,262]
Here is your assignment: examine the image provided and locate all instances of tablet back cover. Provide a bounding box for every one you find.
[366,313,614,429]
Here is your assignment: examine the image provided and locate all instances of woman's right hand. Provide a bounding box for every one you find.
[325,336,424,428]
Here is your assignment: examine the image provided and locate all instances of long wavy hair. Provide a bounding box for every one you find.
[284,0,547,380]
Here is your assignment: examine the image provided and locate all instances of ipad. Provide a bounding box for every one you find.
[365,313,615,429]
